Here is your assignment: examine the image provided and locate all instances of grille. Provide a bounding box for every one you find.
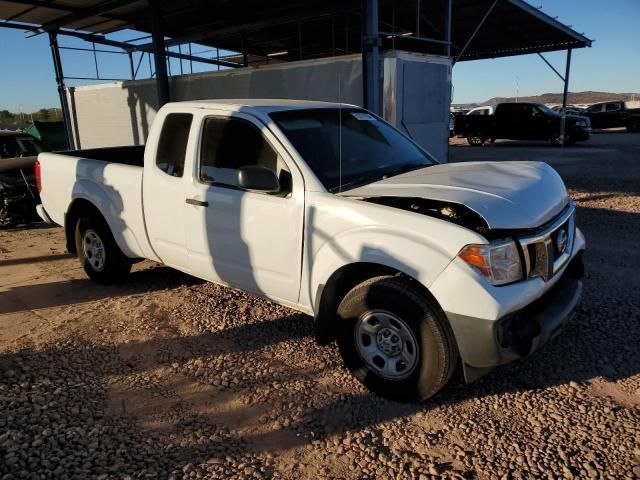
[518,204,575,282]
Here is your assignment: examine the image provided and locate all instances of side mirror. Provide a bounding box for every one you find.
[236,165,280,193]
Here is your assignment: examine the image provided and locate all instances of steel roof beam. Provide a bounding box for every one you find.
[130,3,358,53]
[453,0,498,66]
[37,0,132,32]
[0,23,242,69]
[1,0,76,13]
[506,0,592,46]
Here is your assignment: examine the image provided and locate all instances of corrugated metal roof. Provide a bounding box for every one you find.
[0,0,591,61]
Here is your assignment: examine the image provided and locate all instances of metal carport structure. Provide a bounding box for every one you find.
[1,0,592,148]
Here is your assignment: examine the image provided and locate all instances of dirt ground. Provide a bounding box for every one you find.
[1,131,639,479]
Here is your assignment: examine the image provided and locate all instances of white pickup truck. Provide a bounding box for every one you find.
[36,100,585,401]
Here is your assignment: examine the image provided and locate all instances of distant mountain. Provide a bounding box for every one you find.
[480,91,640,106]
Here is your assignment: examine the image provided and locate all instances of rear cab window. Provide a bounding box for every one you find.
[156,113,193,177]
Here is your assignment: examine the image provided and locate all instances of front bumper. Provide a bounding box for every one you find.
[572,127,591,141]
[450,255,583,382]
[429,227,586,382]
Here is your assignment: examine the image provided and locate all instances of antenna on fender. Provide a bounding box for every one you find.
[338,69,343,193]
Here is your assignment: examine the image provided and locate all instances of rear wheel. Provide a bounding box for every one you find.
[466,133,485,146]
[336,275,458,401]
[74,214,131,284]
[550,131,576,146]
[0,193,16,228]
[627,119,640,133]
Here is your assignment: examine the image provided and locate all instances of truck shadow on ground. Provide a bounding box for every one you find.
[0,265,203,315]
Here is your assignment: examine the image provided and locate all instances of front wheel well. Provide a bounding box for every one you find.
[313,262,439,345]
[64,199,105,254]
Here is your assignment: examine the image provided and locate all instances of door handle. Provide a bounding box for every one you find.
[186,198,208,207]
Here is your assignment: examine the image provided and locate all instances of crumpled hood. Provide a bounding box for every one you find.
[339,161,569,229]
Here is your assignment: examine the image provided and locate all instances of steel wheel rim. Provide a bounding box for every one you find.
[82,229,106,272]
[354,310,419,380]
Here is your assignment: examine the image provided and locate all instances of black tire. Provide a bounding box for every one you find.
[0,206,17,228]
[466,133,485,146]
[336,275,458,402]
[0,201,16,228]
[627,120,640,133]
[74,213,131,285]
[564,134,576,146]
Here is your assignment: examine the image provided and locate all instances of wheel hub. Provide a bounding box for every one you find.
[354,310,419,380]
[82,229,106,272]
[376,327,402,356]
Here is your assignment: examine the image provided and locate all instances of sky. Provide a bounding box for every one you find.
[0,0,638,112]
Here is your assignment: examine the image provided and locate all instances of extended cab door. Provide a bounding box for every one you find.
[185,111,305,304]
[142,112,195,270]
[601,102,624,128]
[585,103,606,128]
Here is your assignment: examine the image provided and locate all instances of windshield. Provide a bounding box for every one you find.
[270,108,436,192]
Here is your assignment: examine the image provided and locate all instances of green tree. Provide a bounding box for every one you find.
[37,108,51,121]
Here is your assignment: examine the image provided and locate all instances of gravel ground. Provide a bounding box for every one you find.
[1,132,639,479]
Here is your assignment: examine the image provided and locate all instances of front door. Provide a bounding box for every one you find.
[185,112,304,304]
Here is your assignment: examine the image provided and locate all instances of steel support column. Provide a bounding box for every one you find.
[128,52,135,79]
[560,48,572,146]
[444,0,452,56]
[362,0,381,115]
[149,0,170,106]
[48,31,74,150]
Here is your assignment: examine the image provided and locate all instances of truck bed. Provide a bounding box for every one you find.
[37,145,157,262]
[58,145,145,167]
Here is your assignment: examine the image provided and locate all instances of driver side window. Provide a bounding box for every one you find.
[199,117,289,192]
[587,104,604,114]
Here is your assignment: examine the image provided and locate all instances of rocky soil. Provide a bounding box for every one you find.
[1,132,639,479]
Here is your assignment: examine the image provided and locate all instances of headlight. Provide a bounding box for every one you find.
[458,239,523,285]
[576,120,587,127]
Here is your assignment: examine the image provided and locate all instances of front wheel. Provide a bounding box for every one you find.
[336,275,458,402]
[74,214,131,285]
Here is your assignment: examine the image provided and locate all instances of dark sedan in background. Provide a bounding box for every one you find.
[0,131,50,227]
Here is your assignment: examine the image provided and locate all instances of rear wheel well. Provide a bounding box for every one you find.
[314,263,438,345]
[65,199,104,254]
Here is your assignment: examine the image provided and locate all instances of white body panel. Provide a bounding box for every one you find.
[300,191,486,311]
